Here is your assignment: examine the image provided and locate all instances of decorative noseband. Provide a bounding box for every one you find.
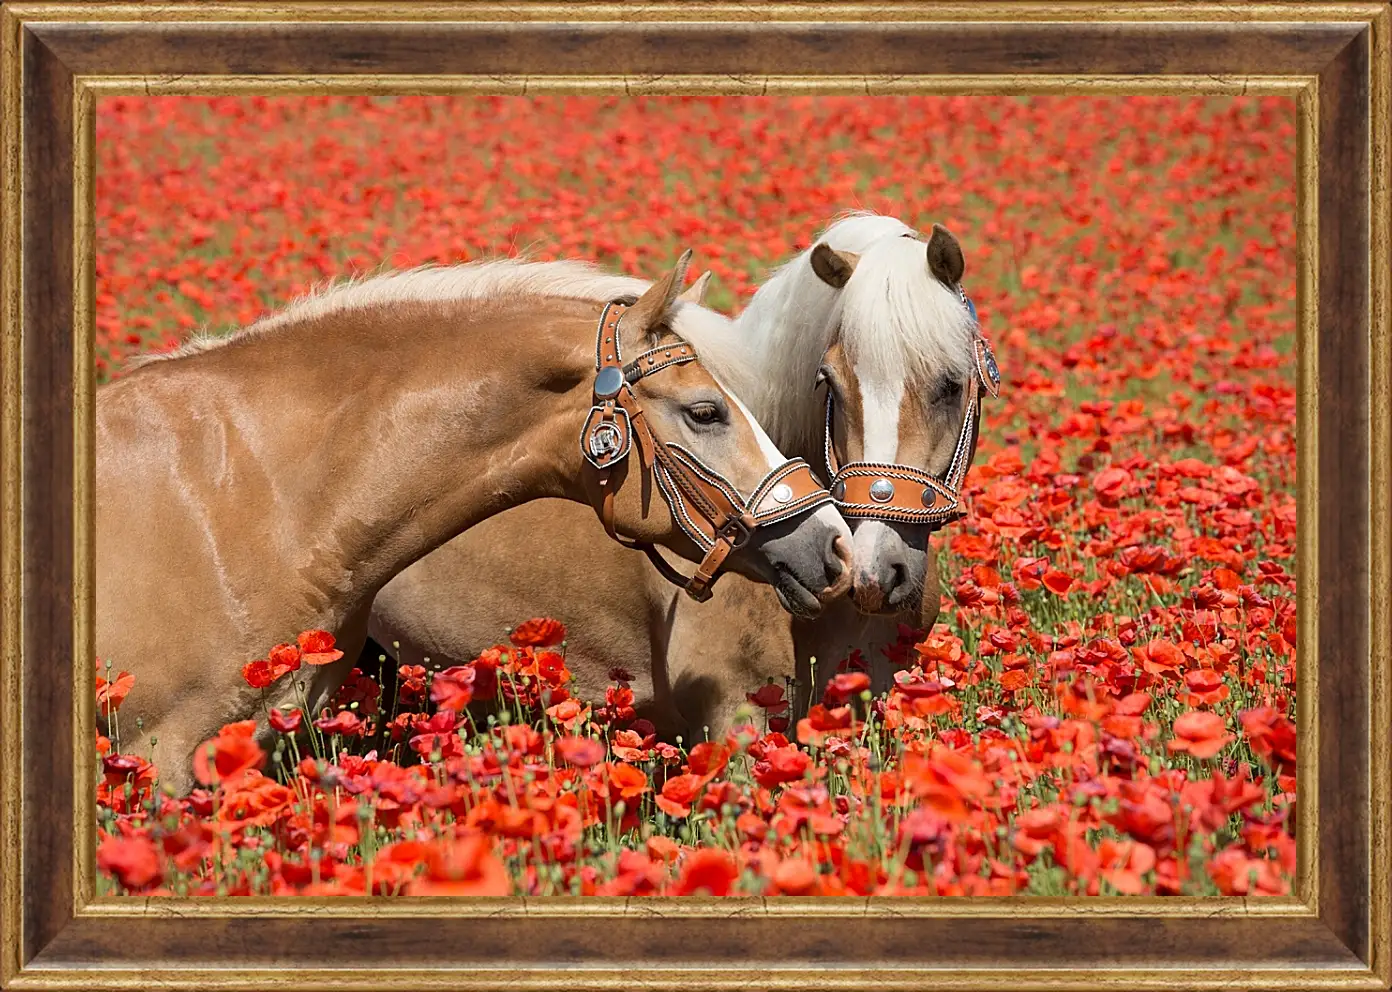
[582,299,835,602]
[823,286,1000,531]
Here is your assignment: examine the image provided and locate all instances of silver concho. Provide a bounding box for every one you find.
[771,483,794,504]
[594,365,626,400]
[869,478,895,503]
[832,481,846,501]
[588,422,623,459]
[921,488,938,508]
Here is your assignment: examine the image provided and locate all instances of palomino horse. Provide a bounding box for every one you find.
[98,251,855,795]
[368,213,997,736]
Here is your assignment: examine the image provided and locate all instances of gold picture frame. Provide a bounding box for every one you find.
[1,1,1388,989]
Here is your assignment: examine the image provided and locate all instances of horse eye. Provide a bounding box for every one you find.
[685,403,724,426]
[814,366,830,387]
[934,377,964,405]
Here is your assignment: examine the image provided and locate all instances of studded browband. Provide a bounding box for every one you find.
[582,299,836,602]
[823,288,1000,529]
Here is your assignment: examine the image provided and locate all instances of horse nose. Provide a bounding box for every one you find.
[853,547,911,613]
[852,568,885,613]
[819,532,854,600]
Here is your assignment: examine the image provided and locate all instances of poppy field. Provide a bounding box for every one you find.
[94,94,1298,897]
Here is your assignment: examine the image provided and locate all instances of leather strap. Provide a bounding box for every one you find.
[582,300,835,601]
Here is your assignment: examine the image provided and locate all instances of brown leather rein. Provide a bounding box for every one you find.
[582,298,836,602]
[823,286,1001,530]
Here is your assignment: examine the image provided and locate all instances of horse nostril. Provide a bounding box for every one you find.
[827,531,850,572]
[822,533,855,599]
[879,559,909,601]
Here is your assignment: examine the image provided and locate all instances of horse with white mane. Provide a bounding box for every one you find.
[97,251,856,795]
[369,212,997,735]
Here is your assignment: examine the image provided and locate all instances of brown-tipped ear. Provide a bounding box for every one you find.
[623,249,693,342]
[676,269,712,305]
[810,243,859,289]
[925,223,965,286]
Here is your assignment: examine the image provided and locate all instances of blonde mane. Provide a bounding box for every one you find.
[124,258,658,371]
[122,257,785,452]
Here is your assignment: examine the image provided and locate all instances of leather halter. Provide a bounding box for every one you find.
[582,299,835,602]
[823,286,1000,530]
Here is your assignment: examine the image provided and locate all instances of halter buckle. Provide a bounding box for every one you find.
[716,516,753,549]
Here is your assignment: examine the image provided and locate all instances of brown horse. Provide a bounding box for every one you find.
[369,213,997,737]
[97,252,855,795]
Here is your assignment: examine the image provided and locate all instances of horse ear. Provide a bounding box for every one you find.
[810,243,859,289]
[623,249,693,344]
[676,269,712,305]
[925,223,965,286]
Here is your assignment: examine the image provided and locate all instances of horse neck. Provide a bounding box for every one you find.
[731,258,840,465]
[196,297,598,612]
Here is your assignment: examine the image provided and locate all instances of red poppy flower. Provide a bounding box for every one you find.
[405,835,511,896]
[828,671,871,699]
[900,748,990,823]
[1042,569,1074,596]
[95,667,136,715]
[1239,707,1298,774]
[430,665,476,713]
[1138,638,1186,678]
[745,682,789,714]
[687,742,730,781]
[97,833,163,891]
[241,660,277,689]
[268,707,302,733]
[1178,668,1230,706]
[773,858,819,895]
[752,746,812,789]
[555,735,607,768]
[217,772,295,828]
[397,664,427,703]
[999,669,1033,692]
[656,773,704,818]
[1166,711,1234,759]
[268,642,302,672]
[796,705,854,747]
[1207,847,1290,896]
[607,762,651,800]
[647,835,680,864]
[670,848,739,896]
[297,630,344,666]
[192,720,264,787]
[1092,466,1132,503]
[409,710,464,759]
[509,617,566,647]
[1097,838,1157,895]
[1011,807,1065,859]
[313,710,367,737]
